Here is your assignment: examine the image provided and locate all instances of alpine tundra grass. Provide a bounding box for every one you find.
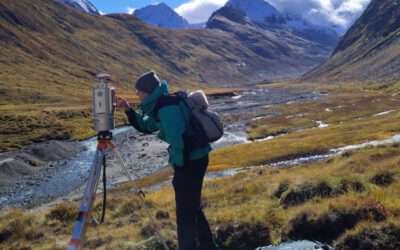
[1,82,400,249]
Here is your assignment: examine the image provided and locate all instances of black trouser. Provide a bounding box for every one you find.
[172,155,217,250]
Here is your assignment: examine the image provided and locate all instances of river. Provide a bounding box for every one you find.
[0,86,325,210]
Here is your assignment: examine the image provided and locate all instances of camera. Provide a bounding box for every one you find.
[93,74,115,132]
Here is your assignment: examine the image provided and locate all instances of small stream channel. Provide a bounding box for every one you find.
[205,134,400,180]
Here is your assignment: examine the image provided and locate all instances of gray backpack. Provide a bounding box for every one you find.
[176,90,224,143]
[153,90,224,147]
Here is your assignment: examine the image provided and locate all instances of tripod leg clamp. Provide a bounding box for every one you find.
[136,189,146,198]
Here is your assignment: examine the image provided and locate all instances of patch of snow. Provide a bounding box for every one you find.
[232,95,243,100]
[374,110,396,116]
[254,136,274,142]
[316,121,329,128]
[57,0,100,15]
[252,116,266,121]
[325,108,332,112]
[236,62,247,67]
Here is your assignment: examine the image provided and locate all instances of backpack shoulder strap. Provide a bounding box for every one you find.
[153,94,182,121]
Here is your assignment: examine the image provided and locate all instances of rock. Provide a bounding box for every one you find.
[258,240,332,250]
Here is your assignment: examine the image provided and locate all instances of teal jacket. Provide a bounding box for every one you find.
[125,80,212,167]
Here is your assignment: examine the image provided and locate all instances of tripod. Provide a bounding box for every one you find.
[69,131,169,250]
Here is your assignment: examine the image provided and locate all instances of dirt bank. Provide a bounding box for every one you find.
[0,140,81,187]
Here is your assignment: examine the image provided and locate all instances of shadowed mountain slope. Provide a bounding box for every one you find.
[206,6,333,80]
[303,0,400,84]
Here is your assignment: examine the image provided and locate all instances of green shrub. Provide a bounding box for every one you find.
[216,221,271,250]
[273,182,289,199]
[46,203,78,224]
[370,171,395,187]
[335,222,400,249]
[286,199,386,244]
[280,181,333,207]
[335,179,365,194]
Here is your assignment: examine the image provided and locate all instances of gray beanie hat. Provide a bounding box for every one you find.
[135,71,160,94]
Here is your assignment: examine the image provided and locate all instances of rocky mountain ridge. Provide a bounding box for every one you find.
[206,5,335,78]
[223,0,339,47]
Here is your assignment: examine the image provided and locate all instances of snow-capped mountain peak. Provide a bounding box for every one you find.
[57,0,100,15]
[222,0,339,46]
[281,11,339,46]
[226,0,282,24]
[133,3,189,29]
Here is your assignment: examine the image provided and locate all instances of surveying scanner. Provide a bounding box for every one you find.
[69,74,169,250]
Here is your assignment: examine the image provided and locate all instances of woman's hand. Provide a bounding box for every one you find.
[116,96,130,111]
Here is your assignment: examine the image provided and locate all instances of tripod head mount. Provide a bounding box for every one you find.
[97,131,113,141]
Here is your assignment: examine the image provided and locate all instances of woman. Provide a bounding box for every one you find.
[116,70,218,250]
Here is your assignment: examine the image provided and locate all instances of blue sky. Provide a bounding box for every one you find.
[91,0,187,14]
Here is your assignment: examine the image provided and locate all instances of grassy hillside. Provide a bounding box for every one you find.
[303,0,400,84]
[1,82,400,249]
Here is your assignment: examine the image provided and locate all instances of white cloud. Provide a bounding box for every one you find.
[175,0,371,32]
[268,0,371,30]
[175,0,228,24]
[126,6,135,14]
